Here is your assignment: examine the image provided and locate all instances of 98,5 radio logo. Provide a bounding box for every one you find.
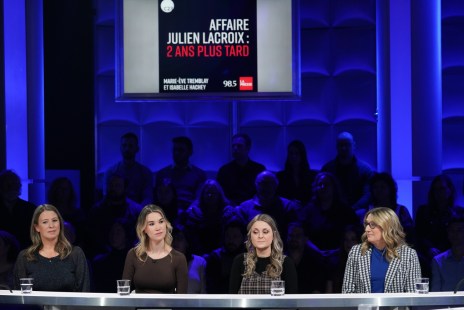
[223,77,253,91]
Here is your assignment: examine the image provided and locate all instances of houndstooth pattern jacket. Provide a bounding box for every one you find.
[342,244,421,293]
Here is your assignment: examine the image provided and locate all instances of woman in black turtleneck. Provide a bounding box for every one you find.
[229,213,298,294]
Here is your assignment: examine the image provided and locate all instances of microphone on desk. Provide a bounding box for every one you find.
[454,277,464,294]
[0,284,13,293]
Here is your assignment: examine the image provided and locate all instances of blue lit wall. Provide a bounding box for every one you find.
[92,0,464,209]
[442,1,464,168]
[94,0,377,192]
[441,0,464,205]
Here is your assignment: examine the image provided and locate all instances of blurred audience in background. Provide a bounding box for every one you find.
[203,217,246,294]
[321,132,374,220]
[172,225,207,294]
[217,133,265,206]
[155,136,207,213]
[105,132,153,206]
[153,180,180,225]
[285,222,326,293]
[182,179,231,255]
[368,172,415,244]
[92,218,134,292]
[415,174,464,277]
[0,230,20,289]
[299,172,359,251]
[87,173,141,257]
[325,225,363,293]
[0,170,36,249]
[234,171,299,242]
[47,177,82,222]
[277,140,318,206]
[431,216,464,292]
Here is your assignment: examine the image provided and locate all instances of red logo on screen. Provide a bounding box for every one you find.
[239,77,253,91]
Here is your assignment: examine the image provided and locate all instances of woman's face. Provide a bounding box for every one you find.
[364,214,385,249]
[35,210,60,241]
[143,212,167,242]
[250,220,273,255]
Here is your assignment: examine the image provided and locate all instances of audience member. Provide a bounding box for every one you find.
[277,140,318,205]
[63,221,77,245]
[285,222,326,293]
[234,171,299,242]
[415,174,464,275]
[92,217,134,293]
[431,217,464,291]
[229,213,298,294]
[300,172,359,250]
[182,179,231,255]
[47,177,86,247]
[172,226,206,294]
[321,132,374,218]
[153,179,180,225]
[0,230,20,289]
[342,207,421,293]
[13,204,90,292]
[155,136,207,212]
[368,172,415,244]
[105,132,153,205]
[88,173,141,256]
[203,218,246,294]
[122,205,188,293]
[325,225,363,293]
[0,169,36,249]
[47,177,81,221]
[216,133,265,206]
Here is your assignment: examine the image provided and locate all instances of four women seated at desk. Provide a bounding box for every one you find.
[11,203,421,294]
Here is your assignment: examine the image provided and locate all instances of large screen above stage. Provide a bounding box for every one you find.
[116,0,299,100]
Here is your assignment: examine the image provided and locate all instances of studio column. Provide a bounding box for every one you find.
[376,0,442,214]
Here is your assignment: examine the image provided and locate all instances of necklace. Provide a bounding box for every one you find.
[147,248,168,259]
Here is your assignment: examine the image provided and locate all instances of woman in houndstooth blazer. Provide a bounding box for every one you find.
[342,207,421,293]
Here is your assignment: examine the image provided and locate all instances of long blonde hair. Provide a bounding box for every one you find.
[25,204,72,261]
[134,204,173,261]
[361,207,406,261]
[243,214,284,278]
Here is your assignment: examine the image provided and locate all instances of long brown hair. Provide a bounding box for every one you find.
[134,204,173,261]
[25,204,72,261]
[243,214,284,279]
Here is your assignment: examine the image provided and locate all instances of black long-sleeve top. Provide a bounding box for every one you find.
[13,246,90,292]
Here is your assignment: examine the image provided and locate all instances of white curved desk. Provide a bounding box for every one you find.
[0,290,463,309]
